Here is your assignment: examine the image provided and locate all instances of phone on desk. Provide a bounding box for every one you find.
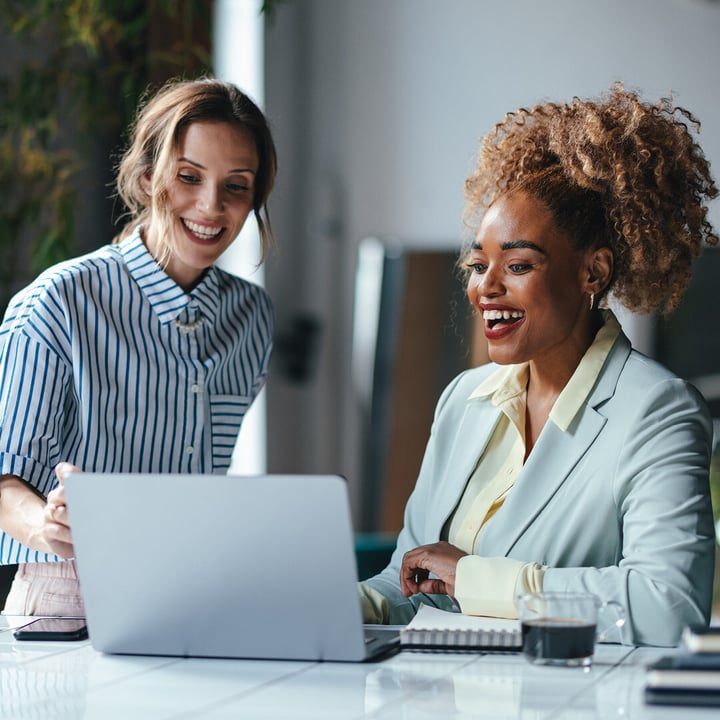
[13,617,88,641]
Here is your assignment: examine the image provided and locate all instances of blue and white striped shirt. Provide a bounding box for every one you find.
[0,232,273,563]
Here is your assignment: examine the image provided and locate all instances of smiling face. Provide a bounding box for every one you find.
[466,191,601,374]
[145,120,259,291]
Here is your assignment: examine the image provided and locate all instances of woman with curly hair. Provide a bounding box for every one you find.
[361,83,718,646]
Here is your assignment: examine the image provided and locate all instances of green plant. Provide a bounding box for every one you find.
[0,0,213,310]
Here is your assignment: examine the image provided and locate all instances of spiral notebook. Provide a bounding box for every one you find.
[400,604,522,652]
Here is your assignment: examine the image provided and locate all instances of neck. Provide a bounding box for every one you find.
[141,224,201,293]
[527,311,603,399]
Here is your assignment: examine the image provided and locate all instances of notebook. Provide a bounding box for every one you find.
[645,654,720,707]
[400,604,522,652]
[63,472,400,662]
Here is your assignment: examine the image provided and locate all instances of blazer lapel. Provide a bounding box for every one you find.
[431,398,503,534]
[479,333,632,557]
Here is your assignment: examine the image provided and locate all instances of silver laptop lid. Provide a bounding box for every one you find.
[65,473,371,661]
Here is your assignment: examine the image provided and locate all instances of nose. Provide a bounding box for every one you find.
[198,184,223,214]
[470,264,504,301]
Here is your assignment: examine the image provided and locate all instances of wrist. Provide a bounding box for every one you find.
[0,476,48,552]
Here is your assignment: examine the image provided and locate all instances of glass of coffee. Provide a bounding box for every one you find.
[517,592,624,667]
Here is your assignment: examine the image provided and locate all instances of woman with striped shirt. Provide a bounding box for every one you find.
[0,77,277,615]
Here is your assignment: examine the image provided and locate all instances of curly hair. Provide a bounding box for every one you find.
[463,83,718,314]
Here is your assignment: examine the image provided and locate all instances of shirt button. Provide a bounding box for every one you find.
[186,446,194,455]
[506,467,514,475]
[190,384,201,393]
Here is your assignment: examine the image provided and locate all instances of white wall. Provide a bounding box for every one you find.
[213,0,268,475]
[263,0,720,524]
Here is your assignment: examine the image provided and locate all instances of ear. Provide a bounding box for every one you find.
[583,246,613,296]
[140,172,152,198]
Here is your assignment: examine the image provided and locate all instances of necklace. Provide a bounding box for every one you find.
[172,316,204,333]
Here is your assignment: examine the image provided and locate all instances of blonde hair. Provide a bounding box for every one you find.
[114,77,277,264]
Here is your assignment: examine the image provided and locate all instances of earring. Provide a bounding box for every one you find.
[589,293,595,312]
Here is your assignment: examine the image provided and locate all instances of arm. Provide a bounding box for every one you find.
[0,314,73,562]
[361,502,460,624]
[543,378,715,646]
[361,371,477,623]
[0,471,74,558]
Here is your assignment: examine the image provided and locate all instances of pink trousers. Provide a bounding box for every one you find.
[3,561,85,616]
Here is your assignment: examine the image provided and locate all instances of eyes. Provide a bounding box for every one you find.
[466,261,533,275]
[177,172,253,194]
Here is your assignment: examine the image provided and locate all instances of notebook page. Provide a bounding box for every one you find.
[406,603,519,632]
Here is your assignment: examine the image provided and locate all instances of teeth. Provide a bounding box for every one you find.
[184,219,222,239]
[482,309,524,321]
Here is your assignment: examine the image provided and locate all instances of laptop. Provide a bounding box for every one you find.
[63,472,400,662]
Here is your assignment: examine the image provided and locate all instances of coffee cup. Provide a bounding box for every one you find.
[517,591,625,667]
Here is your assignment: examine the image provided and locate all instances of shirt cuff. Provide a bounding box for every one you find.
[454,555,545,619]
[358,581,389,624]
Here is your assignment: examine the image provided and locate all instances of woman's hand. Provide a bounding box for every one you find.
[400,541,468,598]
[26,462,81,559]
[44,462,78,531]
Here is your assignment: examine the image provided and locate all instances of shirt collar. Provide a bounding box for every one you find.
[468,310,622,431]
[549,311,621,429]
[118,230,221,325]
[469,363,529,404]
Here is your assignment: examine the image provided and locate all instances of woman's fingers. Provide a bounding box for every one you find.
[41,506,75,557]
[47,462,81,530]
[400,541,467,598]
[41,463,79,556]
[47,502,70,527]
[54,462,81,485]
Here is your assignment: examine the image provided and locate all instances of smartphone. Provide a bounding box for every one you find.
[13,617,88,641]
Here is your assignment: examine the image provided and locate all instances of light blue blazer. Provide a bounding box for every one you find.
[365,330,716,646]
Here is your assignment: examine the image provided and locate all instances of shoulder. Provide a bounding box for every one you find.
[620,347,684,385]
[213,268,274,316]
[592,330,698,397]
[615,345,704,402]
[2,245,121,328]
[33,244,121,285]
[600,340,710,427]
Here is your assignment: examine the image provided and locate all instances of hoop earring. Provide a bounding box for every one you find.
[589,293,595,312]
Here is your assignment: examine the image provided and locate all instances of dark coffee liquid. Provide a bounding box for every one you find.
[522,619,595,662]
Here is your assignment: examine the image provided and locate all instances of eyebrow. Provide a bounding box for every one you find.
[178,157,257,175]
[471,240,547,254]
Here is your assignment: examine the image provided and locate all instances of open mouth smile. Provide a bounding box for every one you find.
[482,307,526,339]
[182,219,224,243]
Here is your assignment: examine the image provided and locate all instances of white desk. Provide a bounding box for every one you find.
[0,616,716,719]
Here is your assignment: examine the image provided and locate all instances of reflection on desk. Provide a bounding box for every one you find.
[0,615,711,719]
